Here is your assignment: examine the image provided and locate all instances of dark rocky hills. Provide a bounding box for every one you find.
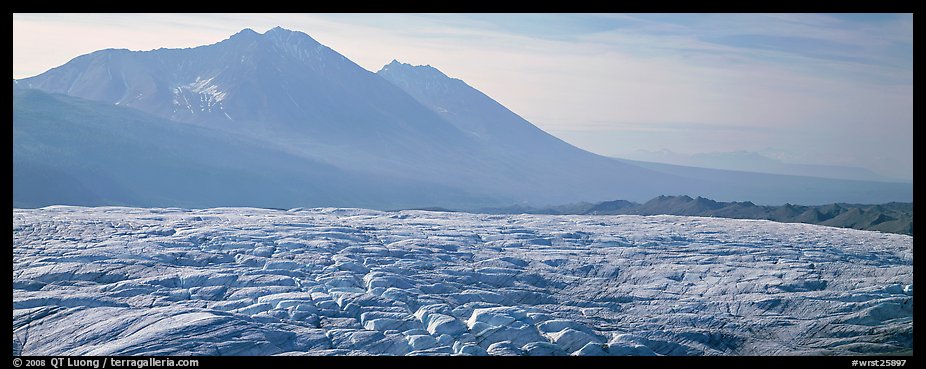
[480,195,913,235]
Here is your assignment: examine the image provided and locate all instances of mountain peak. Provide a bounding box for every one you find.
[378,60,451,81]
[379,59,409,72]
[225,27,320,49]
[262,26,320,46]
[229,28,260,41]
[264,26,297,38]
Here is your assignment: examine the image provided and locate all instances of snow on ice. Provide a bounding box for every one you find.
[12,207,912,355]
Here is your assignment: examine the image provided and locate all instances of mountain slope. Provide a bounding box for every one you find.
[378,60,580,155]
[13,89,502,209]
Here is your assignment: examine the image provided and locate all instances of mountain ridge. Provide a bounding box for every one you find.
[623,149,907,183]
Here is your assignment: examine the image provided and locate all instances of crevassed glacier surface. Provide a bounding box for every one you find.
[12,207,912,356]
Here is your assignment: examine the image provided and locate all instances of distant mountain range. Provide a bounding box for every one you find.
[13,27,912,209]
[478,195,913,235]
[622,149,908,183]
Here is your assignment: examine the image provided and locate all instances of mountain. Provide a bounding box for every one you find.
[16,27,477,175]
[614,158,911,205]
[13,27,913,209]
[632,195,723,216]
[17,27,693,207]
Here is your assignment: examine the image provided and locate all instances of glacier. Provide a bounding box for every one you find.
[12,207,912,356]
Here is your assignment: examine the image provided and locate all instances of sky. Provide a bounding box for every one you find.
[12,13,913,180]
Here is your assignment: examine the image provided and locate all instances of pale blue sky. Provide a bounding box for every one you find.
[12,13,913,180]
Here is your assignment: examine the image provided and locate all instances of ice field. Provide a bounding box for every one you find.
[12,207,913,356]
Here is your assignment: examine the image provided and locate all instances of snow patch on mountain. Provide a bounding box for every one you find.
[170,76,228,118]
[187,76,227,103]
